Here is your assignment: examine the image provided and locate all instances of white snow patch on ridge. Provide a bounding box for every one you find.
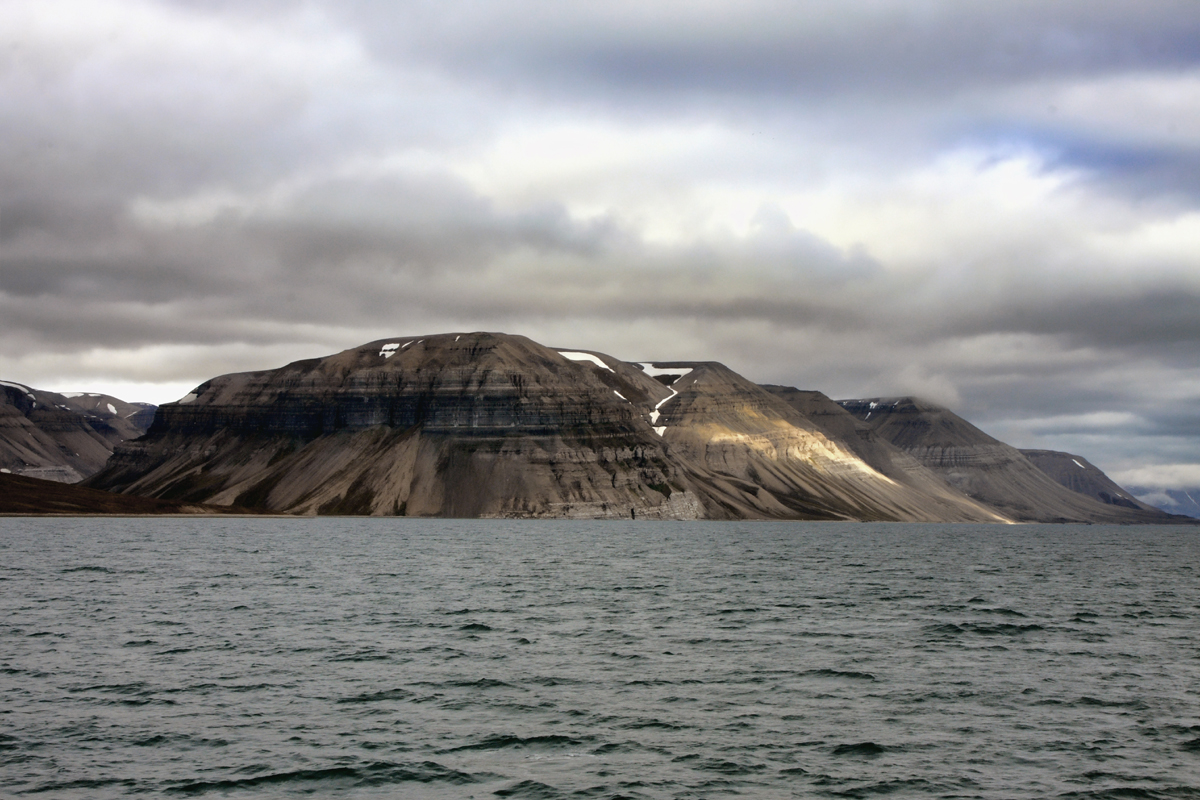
[1073,459,1086,469]
[639,364,694,435]
[379,342,400,358]
[106,403,117,415]
[0,380,36,399]
[638,363,693,380]
[559,351,613,372]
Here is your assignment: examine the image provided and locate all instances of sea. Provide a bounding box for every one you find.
[2,518,1199,799]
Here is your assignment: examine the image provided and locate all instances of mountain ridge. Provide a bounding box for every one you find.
[80,331,1188,523]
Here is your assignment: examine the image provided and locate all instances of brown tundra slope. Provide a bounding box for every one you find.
[87,332,1005,521]
[0,473,256,516]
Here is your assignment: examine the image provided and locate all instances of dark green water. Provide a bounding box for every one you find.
[2,519,1199,798]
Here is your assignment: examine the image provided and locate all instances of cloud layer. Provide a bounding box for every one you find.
[2,0,1198,485]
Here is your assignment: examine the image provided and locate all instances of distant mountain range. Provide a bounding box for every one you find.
[20,330,1177,523]
[0,381,155,483]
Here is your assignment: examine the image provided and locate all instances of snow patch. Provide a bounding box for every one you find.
[106,403,117,415]
[61,392,83,398]
[0,468,9,474]
[613,391,627,401]
[455,335,461,342]
[638,363,693,381]
[559,351,613,372]
[1072,459,1086,469]
[869,401,878,409]
[0,380,36,399]
[638,364,695,435]
[379,342,401,358]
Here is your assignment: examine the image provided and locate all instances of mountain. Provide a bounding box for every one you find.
[83,333,1193,523]
[89,334,700,518]
[0,381,155,483]
[87,332,1004,521]
[1019,450,1162,513]
[837,397,1182,524]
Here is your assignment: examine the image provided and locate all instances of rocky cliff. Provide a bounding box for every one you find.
[838,397,1183,524]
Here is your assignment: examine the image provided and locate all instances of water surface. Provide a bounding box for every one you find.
[2,519,1199,798]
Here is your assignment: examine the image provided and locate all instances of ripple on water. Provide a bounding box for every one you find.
[1,518,1199,799]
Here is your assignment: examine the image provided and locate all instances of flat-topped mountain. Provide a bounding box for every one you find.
[0,381,155,483]
[84,333,1187,523]
[837,397,1180,524]
[91,334,702,518]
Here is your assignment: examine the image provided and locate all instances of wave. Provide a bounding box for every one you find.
[831,742,888,756]
[166,760,479,793]
[444,733,591,752]
[804,668,878,681]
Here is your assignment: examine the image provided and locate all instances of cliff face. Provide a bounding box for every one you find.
[838,397,1180,524]
[88,333,1002,520]
[0,382,155,482]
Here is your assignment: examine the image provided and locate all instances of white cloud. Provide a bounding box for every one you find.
[1000,69,1200,150]
[1113,463,1200,490]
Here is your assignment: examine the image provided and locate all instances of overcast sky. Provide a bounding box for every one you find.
[3,0,1199,491]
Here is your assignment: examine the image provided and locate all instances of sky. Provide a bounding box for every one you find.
[3,0,1200,496]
